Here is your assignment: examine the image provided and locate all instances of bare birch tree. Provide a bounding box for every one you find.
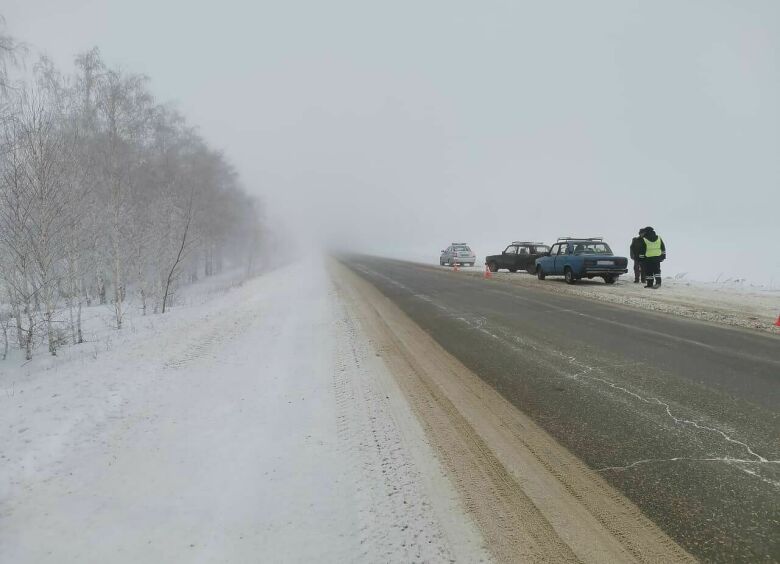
[0,16,26,99]
[0,35,266,361]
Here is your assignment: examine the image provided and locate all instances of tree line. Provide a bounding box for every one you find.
[0,26,264,360]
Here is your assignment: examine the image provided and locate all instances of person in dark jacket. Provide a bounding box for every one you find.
[638,226,666,288]
[630,229,646,283]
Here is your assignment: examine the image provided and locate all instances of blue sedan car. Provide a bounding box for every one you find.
[535,238,628,284]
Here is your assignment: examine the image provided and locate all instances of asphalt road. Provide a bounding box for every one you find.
[345,257,780,564]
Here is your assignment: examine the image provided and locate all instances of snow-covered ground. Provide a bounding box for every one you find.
[0,259,487,563]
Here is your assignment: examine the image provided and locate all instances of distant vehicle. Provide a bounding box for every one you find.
[440,243,476,267]
[534,238,628,284]
[485,241,550,273]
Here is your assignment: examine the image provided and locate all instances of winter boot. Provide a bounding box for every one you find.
[653,276,662,288]
[645,279,654,288]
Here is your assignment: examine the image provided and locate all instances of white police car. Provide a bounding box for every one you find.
[440,243,476,267]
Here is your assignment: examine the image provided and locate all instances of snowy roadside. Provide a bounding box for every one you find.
[0,259,487,563]
[421,263,780,333]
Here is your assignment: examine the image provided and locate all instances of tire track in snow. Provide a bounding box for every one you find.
[329,286,465,563]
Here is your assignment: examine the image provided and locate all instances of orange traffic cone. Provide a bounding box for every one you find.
[453,260,459,272]
[774,314,780,327]
[484,263,493,279]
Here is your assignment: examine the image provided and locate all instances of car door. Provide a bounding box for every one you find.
[554,243,570,274]
[516,245,531,270]
[502,245,517,268]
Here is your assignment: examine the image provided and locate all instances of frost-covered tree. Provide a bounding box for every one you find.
[0,16,26,98]
[0,114,38,359]
[0,35,265,360]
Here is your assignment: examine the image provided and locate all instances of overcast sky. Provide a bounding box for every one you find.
[5,1,779,284]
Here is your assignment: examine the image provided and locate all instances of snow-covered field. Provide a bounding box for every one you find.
[0,259,487,563]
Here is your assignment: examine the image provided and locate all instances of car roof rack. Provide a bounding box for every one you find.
[557,237,603,242]
[511,241,546,246]
[451,242,468,246]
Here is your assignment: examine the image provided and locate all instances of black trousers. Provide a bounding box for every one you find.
[633,260,644,281]
[642,257,661,278]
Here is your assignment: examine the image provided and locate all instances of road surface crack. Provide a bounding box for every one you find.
[557,356,780,487]
[562,355,772,462]
[597,458,780,488]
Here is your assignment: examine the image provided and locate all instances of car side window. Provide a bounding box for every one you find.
[549,244,559,255]
[558,244,569,255]
[504,245,518,254]
[518,246,530,255]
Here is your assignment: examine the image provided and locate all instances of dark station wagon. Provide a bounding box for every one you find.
[534,238,628,284]
[486,241,551,273]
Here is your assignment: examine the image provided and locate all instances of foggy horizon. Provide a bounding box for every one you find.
[6,0,779,285]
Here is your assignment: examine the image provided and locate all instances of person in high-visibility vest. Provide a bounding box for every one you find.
[638,226,666,288]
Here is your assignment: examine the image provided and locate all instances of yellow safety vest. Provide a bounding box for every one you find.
[644,237,663,258]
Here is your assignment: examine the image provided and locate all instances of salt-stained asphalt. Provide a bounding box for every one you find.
[345,257,780,564]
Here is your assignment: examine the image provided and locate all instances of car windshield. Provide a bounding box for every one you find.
[453,245,471,252]
[571,243,612,255]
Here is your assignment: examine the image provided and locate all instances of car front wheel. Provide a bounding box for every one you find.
[536,266,546,280]
[564,267,576,284]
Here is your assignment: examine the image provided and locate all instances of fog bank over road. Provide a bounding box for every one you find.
[7,1,780,284]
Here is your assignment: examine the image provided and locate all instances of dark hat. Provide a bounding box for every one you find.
[638,228,646,235]
[644,226,654,233]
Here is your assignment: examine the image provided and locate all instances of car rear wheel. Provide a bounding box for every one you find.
[509,268,517,273]
[564,267,576,284]
[603,275,616,284]
[536,266,546,280]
